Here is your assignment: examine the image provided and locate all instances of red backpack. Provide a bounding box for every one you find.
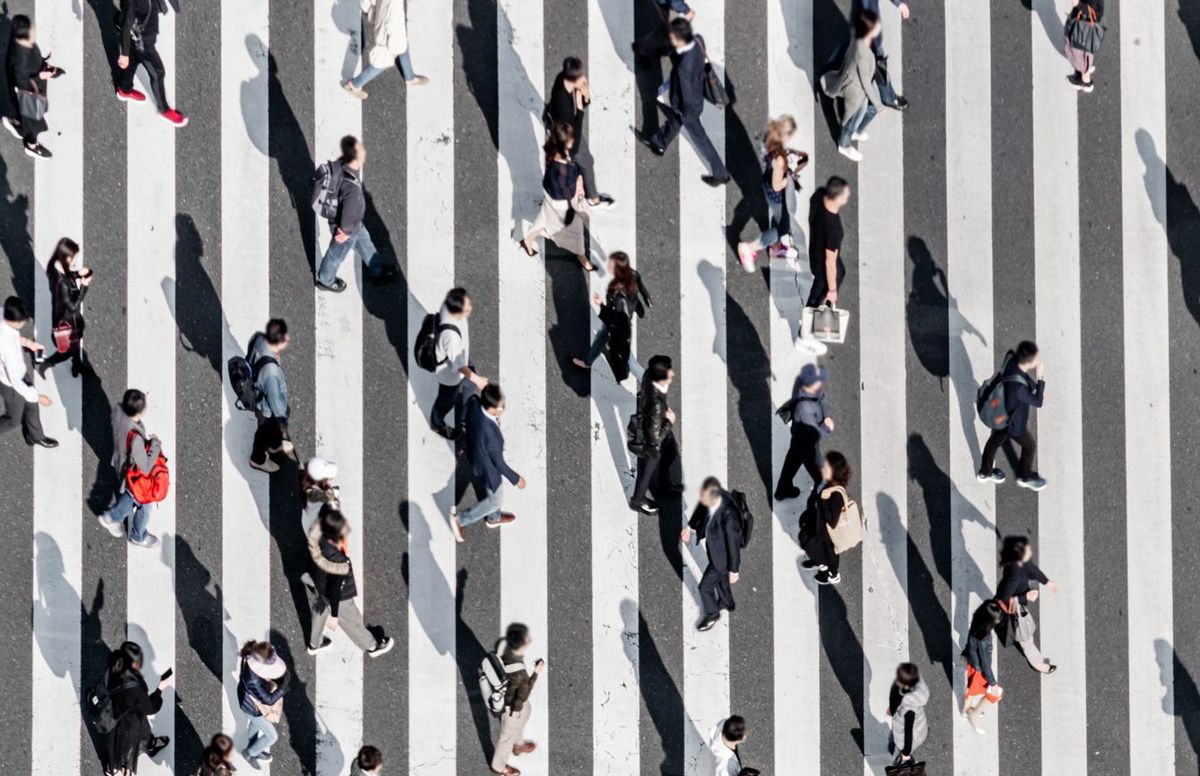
[124,430,170,504]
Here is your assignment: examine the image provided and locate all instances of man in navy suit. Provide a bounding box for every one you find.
[680,477,743,631]
[639,18,730,186]
[452,384,526,541]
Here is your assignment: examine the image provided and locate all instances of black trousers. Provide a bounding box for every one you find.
[250,417,286,464]
[118,43,170,111]
[635,5,673,58]
[0,381,46,445]
[430,381,466,433]
[650,107,729,180]
[631,429,682,505]
[698,562,734,615]
[806,258,847,308]
[981,427,1037,480]
[777,423,822,493]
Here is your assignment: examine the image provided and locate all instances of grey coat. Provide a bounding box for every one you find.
[821,39,880,122]
[890,677,930,755]
[110,404,161,483]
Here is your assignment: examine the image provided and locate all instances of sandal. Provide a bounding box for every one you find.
[518,239,538,257]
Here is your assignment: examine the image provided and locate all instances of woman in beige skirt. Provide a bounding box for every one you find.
[519,122,593,271]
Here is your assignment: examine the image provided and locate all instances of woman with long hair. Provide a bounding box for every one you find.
[38,237,93,377]
[103,641,171,775]
[962,599,1005,733]
[518,121,593,270]
[195,733,235,775]
[571,251,651,383]
[736,116,807,272]
[236,639,290,767]
[799,450,852,585]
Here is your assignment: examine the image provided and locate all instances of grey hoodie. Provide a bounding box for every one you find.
[890,677,930,756]
[110,404,161,483]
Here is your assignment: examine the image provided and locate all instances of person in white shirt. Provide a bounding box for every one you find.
[0,296,56,447]
[706,715,747,776]
[430,287,489,439]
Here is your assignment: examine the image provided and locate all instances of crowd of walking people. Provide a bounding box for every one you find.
[0,0,1105,771]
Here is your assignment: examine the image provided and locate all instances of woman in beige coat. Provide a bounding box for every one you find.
[820,9,882,162]
[344,0,427,99]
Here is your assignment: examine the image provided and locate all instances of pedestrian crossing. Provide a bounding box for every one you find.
[2,0,1198,774]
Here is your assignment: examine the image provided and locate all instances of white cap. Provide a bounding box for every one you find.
[306,458,338,482]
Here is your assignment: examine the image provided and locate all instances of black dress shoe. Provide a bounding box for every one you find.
[630,500,660,516]
[889,95,909,111]
[30,437,58,449]
[636,134,665,157]
[774,485,802,501]
[702,175,731,187]
[696,613,720,631]
[147,735,170,757]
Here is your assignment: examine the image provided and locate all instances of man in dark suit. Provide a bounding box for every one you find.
[629,355,683,515]
[639,18,730,186]
[977,340,1046,491]
[452,384,526,540]
[680,477,743,631]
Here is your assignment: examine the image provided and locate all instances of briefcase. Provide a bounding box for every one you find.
[885,761,925,776]
[800,302,850,344]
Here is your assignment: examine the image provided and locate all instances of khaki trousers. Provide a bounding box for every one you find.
[490,703,532,771]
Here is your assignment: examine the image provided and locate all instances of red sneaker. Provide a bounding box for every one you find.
[115,87,147,103]
[160,109,188,128]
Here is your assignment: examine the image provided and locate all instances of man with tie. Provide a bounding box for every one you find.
[680,477,743,631]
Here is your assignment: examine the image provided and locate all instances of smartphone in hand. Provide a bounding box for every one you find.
[160,668,174,682]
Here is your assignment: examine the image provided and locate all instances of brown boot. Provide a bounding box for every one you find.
[512,741,537,756]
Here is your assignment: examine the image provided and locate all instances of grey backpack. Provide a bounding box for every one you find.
[479,639,524,716]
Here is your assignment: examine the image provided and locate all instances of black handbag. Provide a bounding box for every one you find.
[15,80,47,121]
[885,761,926,776]
[695,36,731,108]
[1065,4,1104,54]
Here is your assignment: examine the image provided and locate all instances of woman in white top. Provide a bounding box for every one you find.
[344,0,428,99]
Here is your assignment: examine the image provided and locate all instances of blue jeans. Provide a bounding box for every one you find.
[102,490,152,542]
[350,50,417,88]
[751,195,792,250]
[458,485,504,526]
[317,224,383,287]
[838,101,877,148]
[245,714,278,758]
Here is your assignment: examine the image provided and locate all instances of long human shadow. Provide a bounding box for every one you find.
[268,628,323,775]
[1138,130,1200,332]
[589,348,638,496]
[906,237,987,463]
[266,454,316,667]
[819,585,868,754]
[622,599,701,775]
[1020,0,1065,51]
[262,46,318,275]
[1156,638,1200,763]
[361,190,409,373]
[84,0,123,90]
[812,0,848,142]
[171,213,239,376]
[0,127,34,306]
[720,272,774,501]
[1182,0,1200,68]
[454,567,495,765]
[82,368,116,516]
[174,537,230,684]
[906,433,995,684]
[724,95,769,253]
[866,493,908,750]
[545,252,591,399]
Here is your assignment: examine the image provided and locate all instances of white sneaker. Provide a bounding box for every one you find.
[129,532,160,549]
[837,145,863,162]
[2,117,21,139]
[736,243,759,273]
[851,131,869,142]
[269,439,294,456]
[368,637,394,658]
[97,513,125,538]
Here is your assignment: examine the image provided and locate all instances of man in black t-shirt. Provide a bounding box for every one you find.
[807,176,851,308]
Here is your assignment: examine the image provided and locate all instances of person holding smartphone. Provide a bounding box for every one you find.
[489,623,545,776]
[38,237,93,378]
[102,641,171,775]
[4,14,63,159]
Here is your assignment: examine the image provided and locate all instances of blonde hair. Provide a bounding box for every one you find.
[763,115,797,157]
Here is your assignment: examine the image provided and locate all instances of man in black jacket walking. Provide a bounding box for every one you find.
[978,340,1047,491]
[638,18,729,186]
[629,356,682,514]
[315,135,398,292]
[681,477,742,631]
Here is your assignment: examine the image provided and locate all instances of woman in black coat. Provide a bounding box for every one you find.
[38,237,93,377]
[3,15,60,158]
[104,641,170,775]
[800,450,852,585]
[572,251,651,383]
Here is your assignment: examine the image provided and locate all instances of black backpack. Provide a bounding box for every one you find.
[627,393,649,457]
[227,347,278,414]
[728,489,754,548]
[413,314,460,373]
[310,160,343,221]
[84,676,138,734]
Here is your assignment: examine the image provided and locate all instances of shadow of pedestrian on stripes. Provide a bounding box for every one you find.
[269,629,322,776]
[0,121,34,306]
[818,585,868,754]
[1181,0,1200,67]
[723,276,774,503]
[170,213,239,376]
[361,192,409,373]
[813,0,848,143]
[1156,638,1200,765]
[83,0,123,90]
[1137,129,1200,332]
[545,248,591,398]
[259,45,317,276]
[724,100,770,256]
[1020,0,1065,52]
[455,568,496,765]
[621,599,703,776]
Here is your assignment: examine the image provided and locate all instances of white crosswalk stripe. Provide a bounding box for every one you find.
[0,0,1192,775]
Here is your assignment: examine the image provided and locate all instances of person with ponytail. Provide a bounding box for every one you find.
[571,251,651,382]
[518,121,593,271]
[736,116,807,272]
[236,640,290,767]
